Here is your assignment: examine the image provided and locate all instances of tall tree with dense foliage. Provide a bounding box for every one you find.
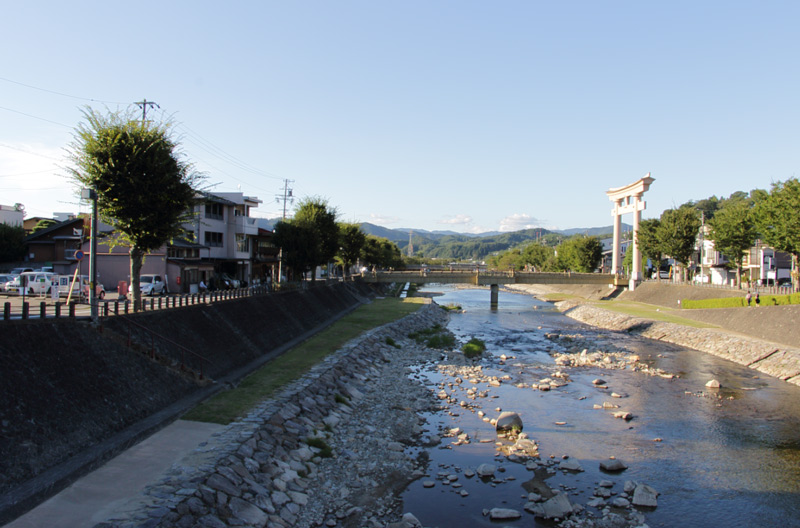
[636,218,663,279]
[708,199,757,286]
[361,236,402,270]
[555,236,603,273]
[67,108,201,310]
[657,207,701,281]
[0,223,26,262]
[522,242,556,271]
[754,178,800,290]
[272,220,314,281]
[292,197,339,281]
[336,222,366,278]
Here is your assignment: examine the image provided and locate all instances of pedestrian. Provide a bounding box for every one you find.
[745,291,752,306]
[755,293,760,306]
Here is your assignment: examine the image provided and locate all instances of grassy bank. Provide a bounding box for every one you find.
[183,297,426,425]
[588,300,717,328]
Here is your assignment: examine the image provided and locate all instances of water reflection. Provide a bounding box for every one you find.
[402,286,800,527]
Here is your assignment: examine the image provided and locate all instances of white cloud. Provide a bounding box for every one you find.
[438,214,472,225]
[369,213,400,225]
[498,213,541,232]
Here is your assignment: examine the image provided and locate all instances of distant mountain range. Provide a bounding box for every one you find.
[257,218,631,261]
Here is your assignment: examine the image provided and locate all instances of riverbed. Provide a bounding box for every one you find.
[401,286,800,527]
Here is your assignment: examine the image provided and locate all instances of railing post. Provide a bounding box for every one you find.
[22,302,29,319]
[114,301,119,316]
[103,301,109,317]
[3,302,9,320]
[40,301,47,319]
[150,298,155,311]
[55,302,62,318]
[124,300,130,314]
[69,301,76,318]
[158,298,163,310]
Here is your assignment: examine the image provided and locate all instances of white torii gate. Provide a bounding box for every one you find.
[606,174,655,290]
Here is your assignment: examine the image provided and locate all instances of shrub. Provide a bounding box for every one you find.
[385,336,400,348]
[461,338,486,358]
[305,437,333,458]
[426,333,456,349]
[442,303,462,312]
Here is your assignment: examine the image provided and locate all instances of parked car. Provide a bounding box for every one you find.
[0,274,14,292]
[56,275,105,300]
[777,277,793,288]
[8,267,34,276]
[138,274,166,295]
[10,271,56,295]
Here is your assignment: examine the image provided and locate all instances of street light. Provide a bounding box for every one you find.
[81,188,98,322]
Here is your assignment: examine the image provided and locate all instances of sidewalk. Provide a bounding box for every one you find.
[4,420,224,528]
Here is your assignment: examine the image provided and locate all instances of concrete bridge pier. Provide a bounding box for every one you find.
[490,284,499,310]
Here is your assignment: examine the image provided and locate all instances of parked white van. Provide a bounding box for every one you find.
[11,271,56,295]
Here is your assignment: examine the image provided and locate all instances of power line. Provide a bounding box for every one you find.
[0,76,127,105]
[0,105,72,128]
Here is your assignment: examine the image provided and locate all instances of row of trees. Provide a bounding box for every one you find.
[272,197,403,281]
[634,178,800,288]
[488,236,603,273]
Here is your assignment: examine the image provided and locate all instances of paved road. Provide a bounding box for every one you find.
[5,420,224,528]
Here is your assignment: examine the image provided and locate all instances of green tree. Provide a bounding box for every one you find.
[754,178,800,290]
[31,219,58,233]
[521,242,556,271]
[336,222,366,278]
[292,197,339,281]
[555,236,603,273]
[272,220,314,281]
[708,199,757,286]
[361,236,402,270]
[67,108,201,310]
[657,207,701,281]
[636,218,663,279]
[0,223,26,262]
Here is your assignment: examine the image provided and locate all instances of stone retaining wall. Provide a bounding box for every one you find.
[101,302,448,528]
[557,301,800,386]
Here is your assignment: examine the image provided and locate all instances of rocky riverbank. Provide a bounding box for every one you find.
[504,283,800,387]
[97,302,450,528]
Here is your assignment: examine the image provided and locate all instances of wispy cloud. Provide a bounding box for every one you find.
[438,214,472,225]
[498,213,540,232]
[369,213,400,225]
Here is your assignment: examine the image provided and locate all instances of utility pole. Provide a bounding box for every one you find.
[134,99,159,125]
[275,179,294,284]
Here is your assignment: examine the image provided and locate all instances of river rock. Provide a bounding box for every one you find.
[489,508,522,520]
[476,463,496,478]
[600,459,628,472]
[613,411,633,421]
[632,483,659,507]
[530,492,574,519]
[559,459,584,472]
[495,411,523,432]
[706,379,721,389]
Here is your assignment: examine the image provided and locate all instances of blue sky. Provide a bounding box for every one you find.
[2,1,798,233]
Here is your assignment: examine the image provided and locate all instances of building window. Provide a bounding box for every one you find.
[236,234,249,252]
[205,231,223,247]
[205,203,223,220]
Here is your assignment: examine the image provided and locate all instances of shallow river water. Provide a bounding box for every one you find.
[400,286,800,527]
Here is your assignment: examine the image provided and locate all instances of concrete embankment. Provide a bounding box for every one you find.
[0,282,375,524]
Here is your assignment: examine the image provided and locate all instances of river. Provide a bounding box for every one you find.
[400,286,800,527]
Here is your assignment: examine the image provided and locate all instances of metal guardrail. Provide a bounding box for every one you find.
[0,284,275,321]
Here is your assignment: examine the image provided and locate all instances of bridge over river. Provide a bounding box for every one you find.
[361,270,624,307]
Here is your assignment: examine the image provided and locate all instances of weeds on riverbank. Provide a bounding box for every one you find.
[461,338,486,358]
[409,324,456,349]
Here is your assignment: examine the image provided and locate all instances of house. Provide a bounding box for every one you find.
[0,204,25,227]
[743,244,792,286]
[20,190,277,294]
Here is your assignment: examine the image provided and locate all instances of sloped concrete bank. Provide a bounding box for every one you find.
[0,282,376,525]
[555,300,800,386]
[99,302,449,528]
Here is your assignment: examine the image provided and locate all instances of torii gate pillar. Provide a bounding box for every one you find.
[606,174,655,291]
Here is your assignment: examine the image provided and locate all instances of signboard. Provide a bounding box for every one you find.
[74,250,84,261]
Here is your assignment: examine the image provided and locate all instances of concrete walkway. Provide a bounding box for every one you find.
[5,420,224,528]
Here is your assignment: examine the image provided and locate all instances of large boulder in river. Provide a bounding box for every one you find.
[476,463,496,478]
[496,411,523,433]
[528,493,574,519]
[632,483,659,507]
